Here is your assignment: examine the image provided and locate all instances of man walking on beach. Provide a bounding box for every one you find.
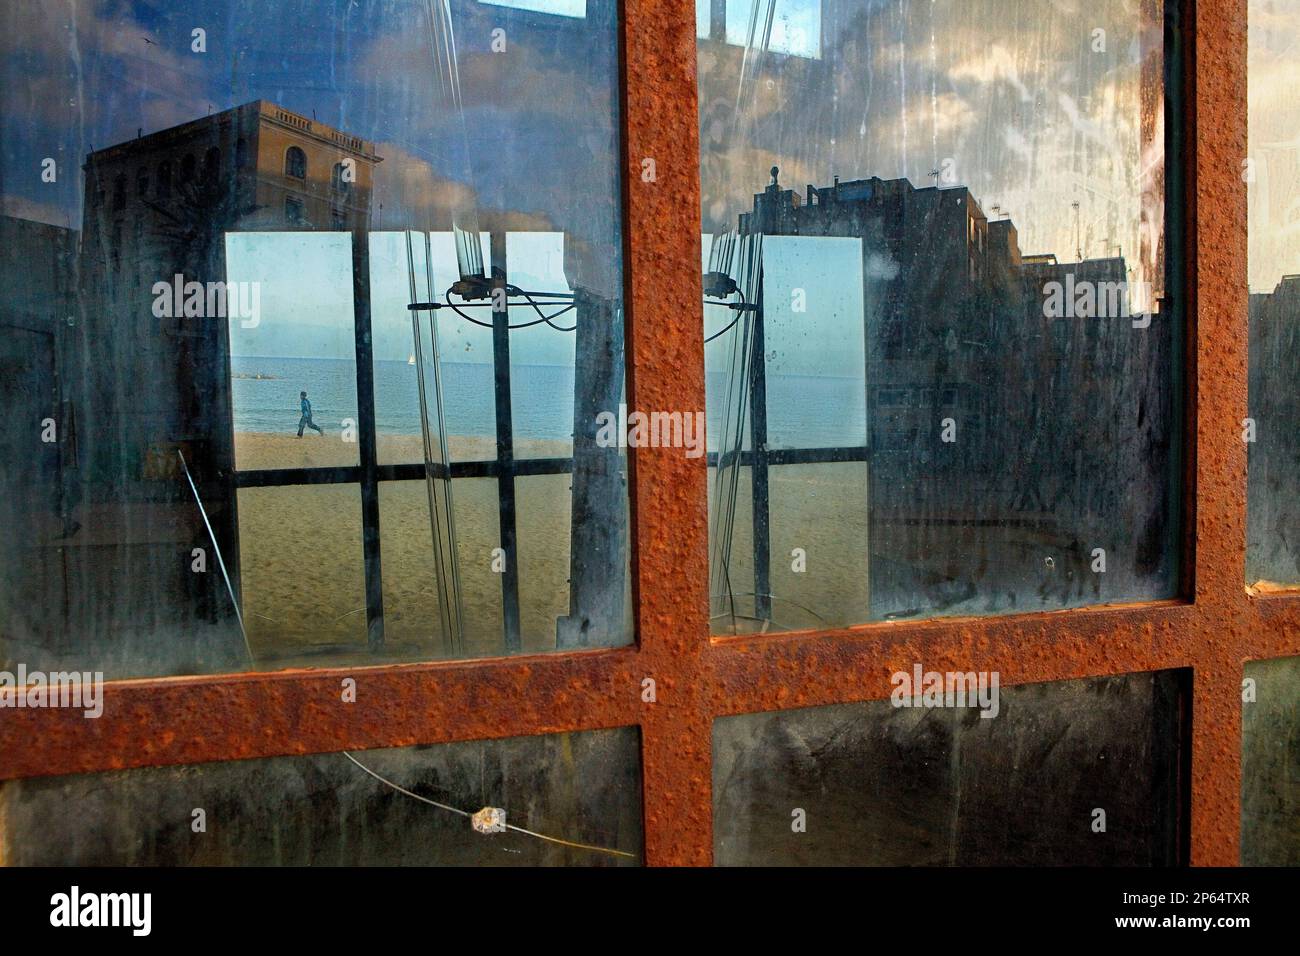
[297,390,324,437]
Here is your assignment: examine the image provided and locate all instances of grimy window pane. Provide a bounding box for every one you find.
[0,0,629,679]
[0,727,642,865]
[714,671,1186,866]
[1242,656,1300,866]
[698,0,1181,631]
[1246,0,1300,588]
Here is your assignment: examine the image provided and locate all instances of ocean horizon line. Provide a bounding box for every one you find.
[230,354,576,369]
[232,354,864,381]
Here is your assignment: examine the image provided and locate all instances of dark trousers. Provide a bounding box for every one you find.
[297,415,322,436]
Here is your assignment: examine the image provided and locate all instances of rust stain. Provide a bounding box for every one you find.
[622,0,711,866]
[0,649,643,781]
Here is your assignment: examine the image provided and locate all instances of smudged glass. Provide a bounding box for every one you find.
[713,670,1186,865]
[0,0,630,679]
[697,0,1182,631]
[0,726,643,865]
[1241,655,1300,866]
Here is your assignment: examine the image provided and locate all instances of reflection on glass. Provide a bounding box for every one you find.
[518,471,631,652]
[1247,0,1300,587]
[1241,656,1300,866]
[767,463,870,629]
[726,0,821,59]
[0,727,643,865]
[698,0,1181,631]
[0,0,628,678]
[507,232,582,463]
[714,671,1186,866]
[369,232,495,466]
[228,232,360,471]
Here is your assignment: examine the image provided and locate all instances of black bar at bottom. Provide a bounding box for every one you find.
[1,866,1282,940]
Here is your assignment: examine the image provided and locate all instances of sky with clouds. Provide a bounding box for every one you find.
[0,0,621,253]
[0,0,621,363]
[698,0,1166,289]
[2,0,1295,323]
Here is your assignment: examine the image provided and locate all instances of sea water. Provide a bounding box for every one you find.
[230,355,868,450]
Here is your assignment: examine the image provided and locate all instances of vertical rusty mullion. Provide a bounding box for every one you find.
[1191,655,1244,865]
[620,0,713,865]
[1189,0,1249,866]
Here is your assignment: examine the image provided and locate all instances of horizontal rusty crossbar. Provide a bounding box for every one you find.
[2,0,1297,869]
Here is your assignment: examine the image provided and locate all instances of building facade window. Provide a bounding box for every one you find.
[285,145,307,180]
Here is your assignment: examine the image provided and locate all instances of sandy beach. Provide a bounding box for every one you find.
[230,430,874,666]
[227,426,1113,670]
[233,430,607,666]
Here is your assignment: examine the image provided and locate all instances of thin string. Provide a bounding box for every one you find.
[177,450,253,663]
[344,751,467,817]
[342,751,635,860]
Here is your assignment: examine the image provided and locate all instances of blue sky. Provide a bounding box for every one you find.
[227,230,578,364]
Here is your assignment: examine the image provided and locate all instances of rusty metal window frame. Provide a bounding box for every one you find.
[2,0,1296,867]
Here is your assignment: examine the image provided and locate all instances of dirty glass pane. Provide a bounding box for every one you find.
[714,670,1186,865]
[0,0,629,679]
[1241,656,1300,866]
[1246,0,1300,588]
[726,0,821,59]
[506,232,583,464]
[706,457,757,624]
[699,0,1182,631]
[0,727,642,865]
